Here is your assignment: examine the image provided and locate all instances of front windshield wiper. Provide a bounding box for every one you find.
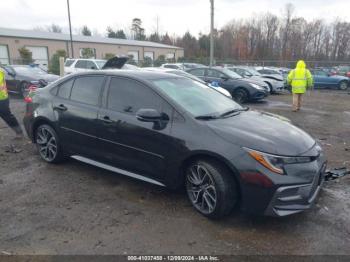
[219,107,249,117]
[195,115,219,120]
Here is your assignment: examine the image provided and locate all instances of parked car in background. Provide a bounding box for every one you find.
[255,67,284,81]
[336,65,350,78]
[64,57,135,74]
[311,69,349,90]
[24,70,326,218]
[64,59,106,74]
[227,66,284,93]
[160,63,186,70]
[0,64,59,97]
[187,67,269,103]
[142,67,231,98]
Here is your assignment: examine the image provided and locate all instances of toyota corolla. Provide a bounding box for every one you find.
[23,71,326,218]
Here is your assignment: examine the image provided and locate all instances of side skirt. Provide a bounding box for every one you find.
[71,155,166,187]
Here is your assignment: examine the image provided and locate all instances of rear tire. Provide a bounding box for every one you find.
[339,81,348,90]
[35,124,64,163]
[185,159,238,219]
[233,88,249,103]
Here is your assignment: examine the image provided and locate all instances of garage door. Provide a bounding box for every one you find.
[144,51,154,60]
[0,45,9,65]
[128,51,139,62]
[25,46,49,70]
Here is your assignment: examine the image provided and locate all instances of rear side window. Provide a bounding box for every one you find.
[57,78,74,99]
[75,60,87,69]
[107,77,162,114]
[164,65,178,69]
[70,76,104,106]
[190,69,205,77]
[65,59,75,67]
[86,61,97,69]
[207,69,225,78]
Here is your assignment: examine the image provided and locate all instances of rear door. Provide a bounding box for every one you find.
[53,75,105,157]
[312,70,328,88]
[95,76,175,180]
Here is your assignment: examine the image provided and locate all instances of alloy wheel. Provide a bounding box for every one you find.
[36,126,58,162]
[186,164,217,215]
[339,81,348,90]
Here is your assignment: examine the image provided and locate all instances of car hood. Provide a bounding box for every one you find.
[206,110,315,156]
[102,56,128,69]
[260,74,284,81]
[243,77,268,86]
[329,75,349,80]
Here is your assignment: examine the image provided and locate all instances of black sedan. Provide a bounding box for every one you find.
[1,65,59,97]
[187,67,269,103]
[24,71,326,218]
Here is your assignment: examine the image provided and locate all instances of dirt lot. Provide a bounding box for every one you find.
[0,90,349,255]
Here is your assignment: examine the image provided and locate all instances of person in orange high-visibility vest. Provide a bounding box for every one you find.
[287,60,313,112]
[0,68,23,138]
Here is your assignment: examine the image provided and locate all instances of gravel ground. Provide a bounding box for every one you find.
[0,90,349,255]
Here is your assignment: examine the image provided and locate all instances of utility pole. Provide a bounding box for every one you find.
[209,0,214,67]
[67,0,74,58]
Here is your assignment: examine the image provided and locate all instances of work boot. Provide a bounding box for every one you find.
[12,125,24,140]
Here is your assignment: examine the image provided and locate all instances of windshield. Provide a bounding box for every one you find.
[246,68,261,76]
[220,68,242,79]
[95,60,106,69]
[151,78,241,117]
[13,66,47,75]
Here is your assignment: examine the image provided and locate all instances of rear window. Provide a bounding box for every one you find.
[65,59,75,67]
[70,76,104,106]
[57,78,75,99]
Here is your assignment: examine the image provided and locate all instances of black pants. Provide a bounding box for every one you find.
[0,98,22,134]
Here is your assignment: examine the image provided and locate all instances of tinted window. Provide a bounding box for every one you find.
[108,77,162,114]
[164,65,179,69]
[207,69,225,78]
[190,69,205,77]
[86,61,97,69]
[65,59,75,66]
[315,70,327,76]
[57,78,74,99]
[75,60,87,68]
[70,76,104,105]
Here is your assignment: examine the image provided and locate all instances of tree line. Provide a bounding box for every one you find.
[35,3,350,65]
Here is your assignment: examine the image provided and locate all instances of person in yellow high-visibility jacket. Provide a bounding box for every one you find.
[287,60,313,112]
[0,68,23,138]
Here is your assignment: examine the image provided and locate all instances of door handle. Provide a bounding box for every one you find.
[101,115,113,124]
[54,104,67,111]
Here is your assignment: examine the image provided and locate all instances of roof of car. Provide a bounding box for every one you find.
[66,70,184,81]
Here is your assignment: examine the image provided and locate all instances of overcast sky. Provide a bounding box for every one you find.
[0,0,349,37]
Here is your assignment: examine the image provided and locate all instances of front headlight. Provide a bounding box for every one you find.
[250,83,264,90]
[244,148,313,175]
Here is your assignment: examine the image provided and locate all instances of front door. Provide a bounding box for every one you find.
[96,76,175,181]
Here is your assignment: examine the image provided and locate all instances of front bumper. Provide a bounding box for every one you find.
[251,90,268,100]
[264,163,326,216]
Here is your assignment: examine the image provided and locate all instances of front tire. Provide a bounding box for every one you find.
[185,159,238,219]
[35,124,64,163]
[339,81,348,90]
[233,88,249,103]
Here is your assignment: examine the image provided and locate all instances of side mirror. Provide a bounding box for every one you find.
[220,76,229,81]
[136,108,169,130]
[136,108,163,122]
[91,66,97,69]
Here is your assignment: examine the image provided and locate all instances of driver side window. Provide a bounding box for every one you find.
[207,69,225,78]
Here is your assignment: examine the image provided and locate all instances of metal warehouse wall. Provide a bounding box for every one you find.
[0,36,184,63]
